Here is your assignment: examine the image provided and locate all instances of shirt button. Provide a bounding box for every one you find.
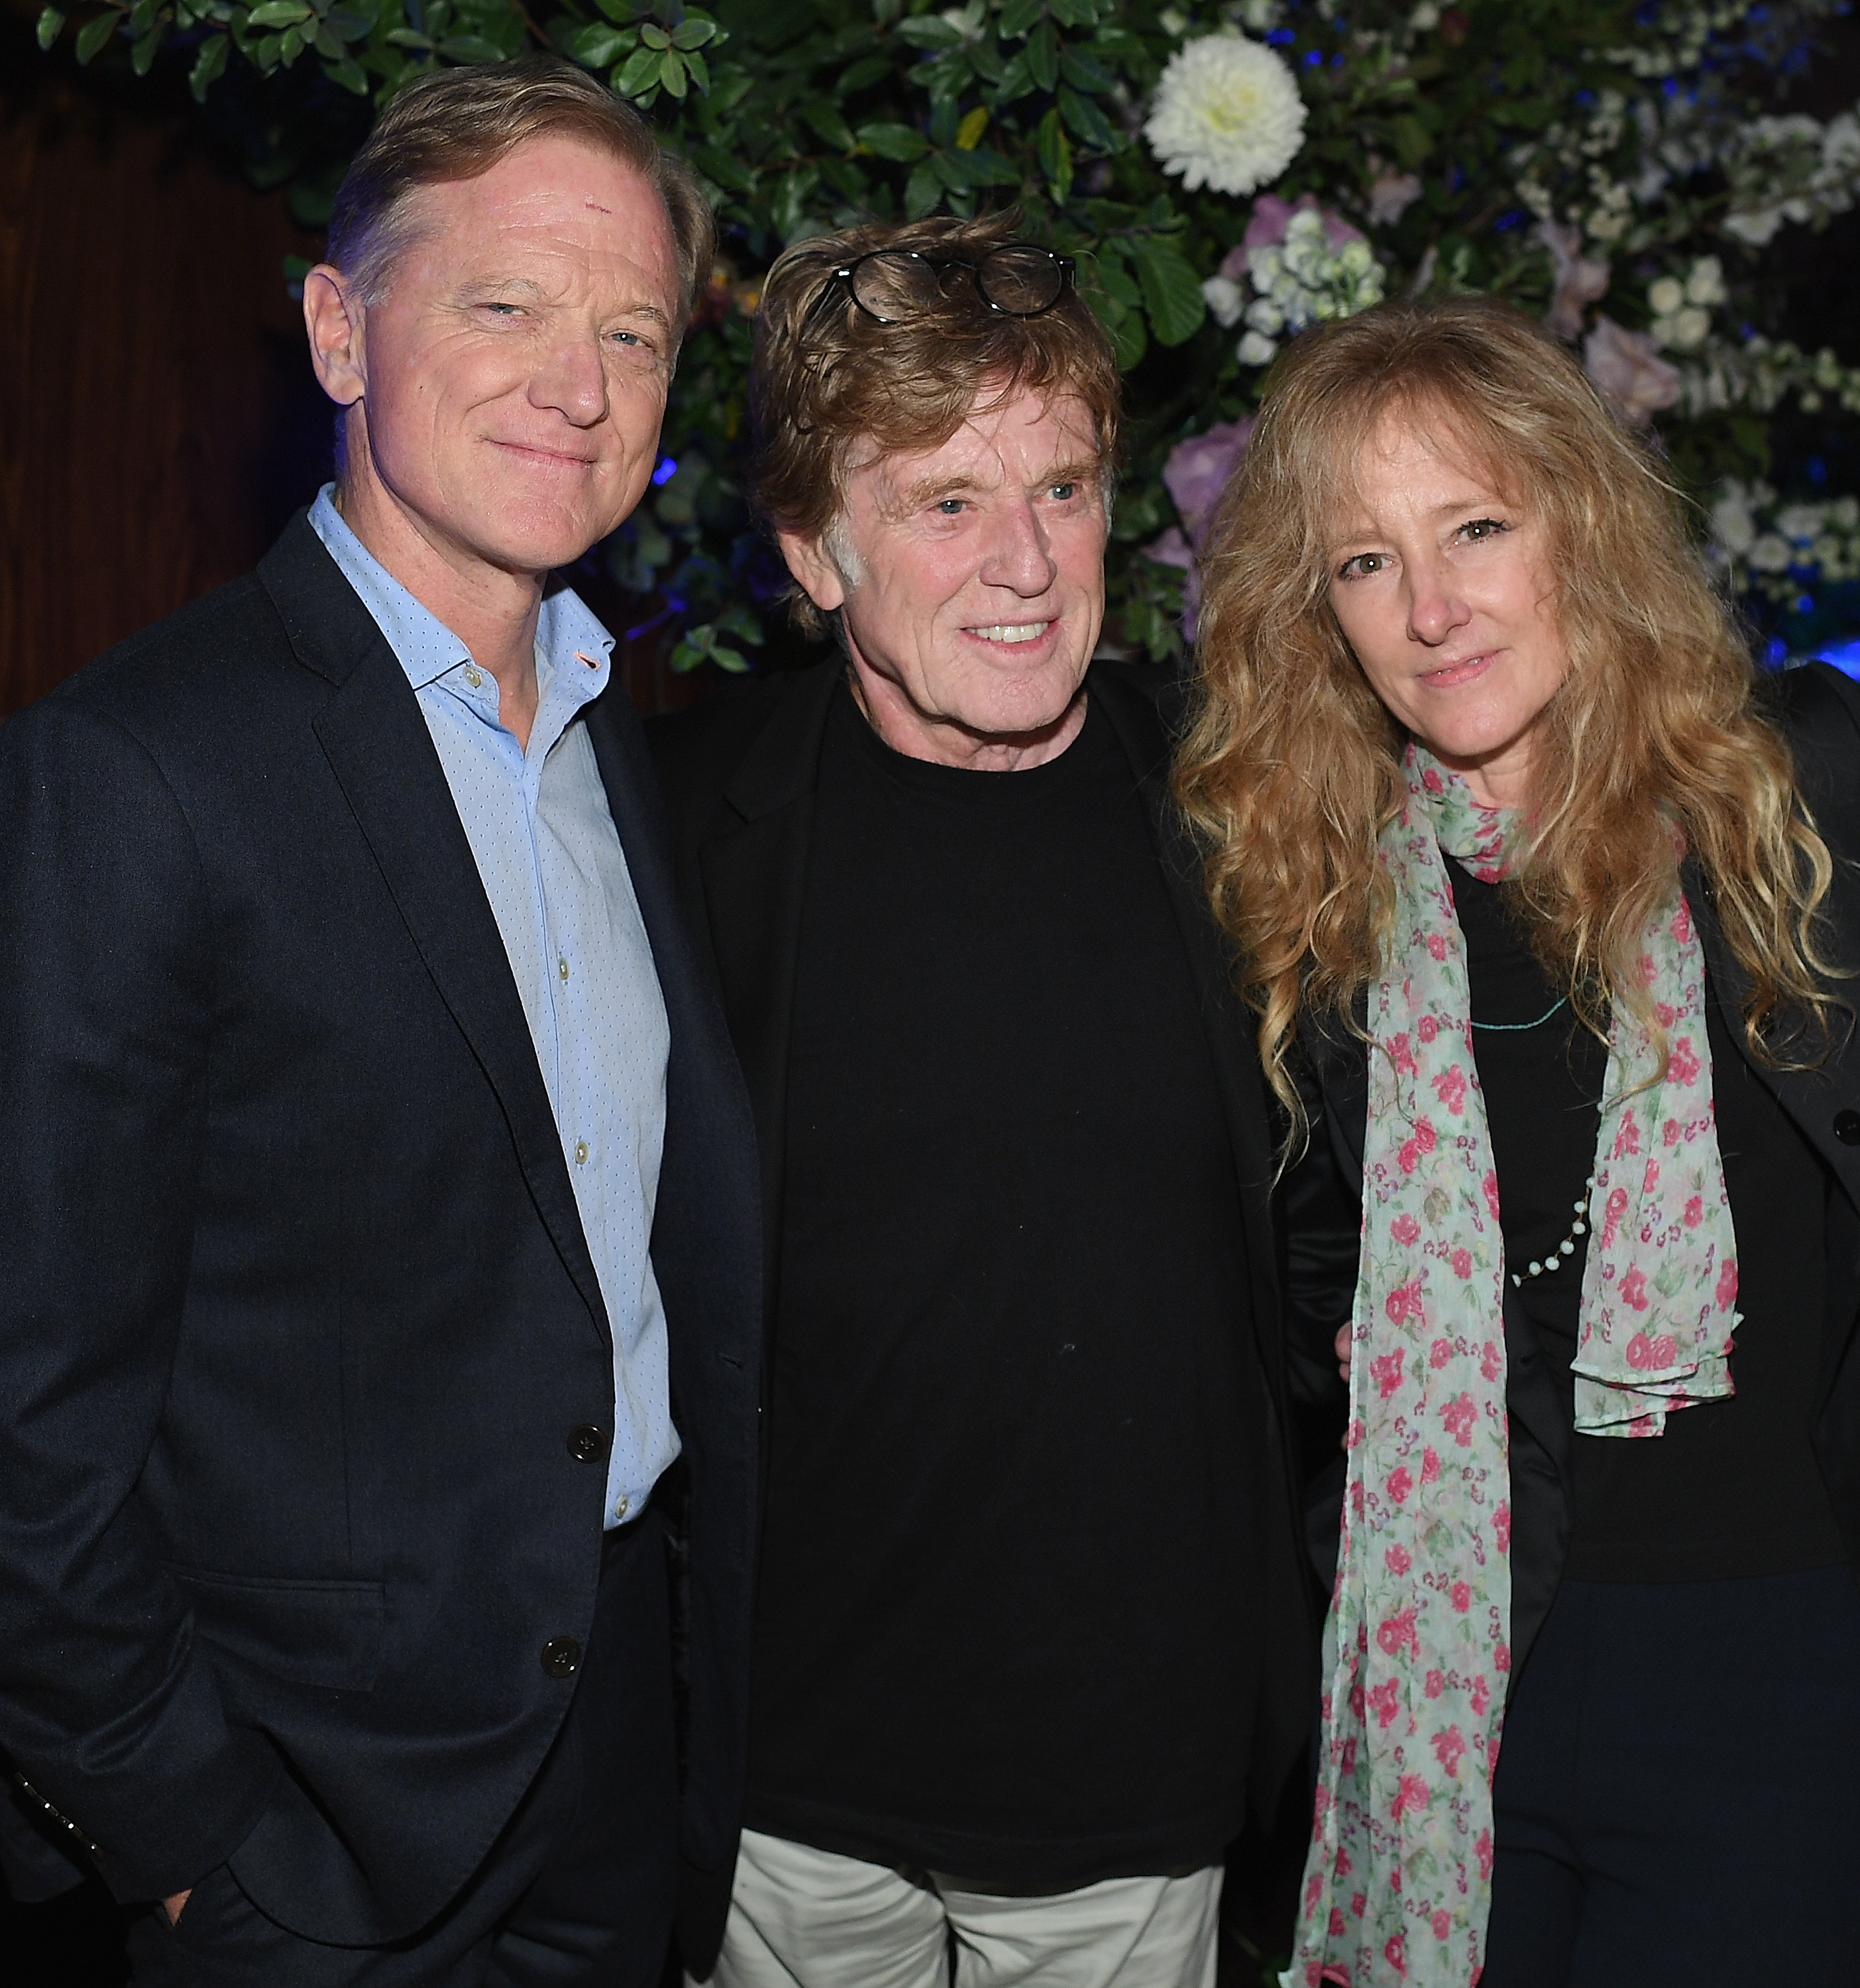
[1835,1109,1860,1146]
[540,1637,581,1679]
[464,667,483,689]
[567,1424,608,1463]
[558,956,570,983]
[574,1139,588,1165]
[614,1496,630,1522]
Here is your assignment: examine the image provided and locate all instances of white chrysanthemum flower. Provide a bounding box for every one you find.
[1143,33,1307,197]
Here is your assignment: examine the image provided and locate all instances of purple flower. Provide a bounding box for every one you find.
[1536,220,1610,341]
[1162,417,1255,545]
[1242,192,1365,254]
[1583,317,1680,425]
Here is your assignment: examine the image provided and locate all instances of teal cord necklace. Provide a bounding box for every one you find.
[1470,995,1567,1034]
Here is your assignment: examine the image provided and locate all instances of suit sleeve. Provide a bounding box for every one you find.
[0,694,278,1901]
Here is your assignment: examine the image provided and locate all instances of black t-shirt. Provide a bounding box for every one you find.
[1447,856,1845,1580]
[743,685,1268,1887]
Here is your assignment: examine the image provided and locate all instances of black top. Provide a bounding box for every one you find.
[743,685,1266,1887]
[1448,856,1845,1581]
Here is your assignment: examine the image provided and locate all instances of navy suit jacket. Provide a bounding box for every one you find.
[0,516,762,1945]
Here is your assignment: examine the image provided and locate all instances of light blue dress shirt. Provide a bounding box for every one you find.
[310,487,678,1528]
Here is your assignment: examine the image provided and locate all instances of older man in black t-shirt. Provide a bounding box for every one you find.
[649,213,1315,1988]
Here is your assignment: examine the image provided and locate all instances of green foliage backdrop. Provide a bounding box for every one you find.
[39,0,1860,671]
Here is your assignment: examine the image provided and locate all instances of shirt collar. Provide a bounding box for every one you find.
[307,485,617,707]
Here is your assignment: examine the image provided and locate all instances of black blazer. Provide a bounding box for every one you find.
[647,657,1321,1897]
[0,517,762,1944]
[1285,660,1860,1684]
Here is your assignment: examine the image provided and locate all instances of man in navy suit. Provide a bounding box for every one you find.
[0,58,759,1987]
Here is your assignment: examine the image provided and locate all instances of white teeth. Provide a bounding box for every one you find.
[969,622,1050,643]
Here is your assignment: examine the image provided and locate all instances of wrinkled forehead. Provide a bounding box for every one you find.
[842,382,1105,500]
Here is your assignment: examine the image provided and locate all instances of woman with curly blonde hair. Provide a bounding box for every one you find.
[1177,296,1860,1988]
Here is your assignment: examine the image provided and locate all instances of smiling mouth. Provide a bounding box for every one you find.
[965,620,1052,646]
[491,441,600,468]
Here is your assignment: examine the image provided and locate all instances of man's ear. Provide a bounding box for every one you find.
[777,528,849,614]
[303,266,367,410]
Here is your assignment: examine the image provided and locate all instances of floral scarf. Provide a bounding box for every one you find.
[1285,746,1739,1988]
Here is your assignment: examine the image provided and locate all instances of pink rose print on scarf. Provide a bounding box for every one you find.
[1718,1258,1739,1309]
[1483,1170,1502,1221]
[1427,932,1449,961]
[1440,1392,1478,1447]
[1391,1213,1421,1245]
[1387,1464,1413,1504]
[1614,1108,1642,1158]
[1425,1669,1445,1698]
[1376,1608,1420,1659]
[1372,1349,1407,1399]
[1430,1337,1452,1369]
[1672,897,1692,943]
[1669,1036,1700,1085]
[1386,1932,1409,1975]
[1385,1542,1412,1575]
[1391,1032,1418,1077]
[1480,1340,1502,1381]
[1494,1502,1511,1553]
[1431,1910,1452,1941]
[1418,1014,1439,1043]
[1470,1675,1491,1716]
[1450,1582,1472,1613]
[1452,1248,1474,1279]
[1474,1830,1494,1880]
[1386,1278,1425,1325]
[1684,1195,1704,1227]
[1600,1186,1629,1248]
[1390,1775,1429,1820]
[1421,1447,1442,1484]
[1619,1266,1650,1311]
[1433,1065,1468,1115]
[1368,1678,1401,1728]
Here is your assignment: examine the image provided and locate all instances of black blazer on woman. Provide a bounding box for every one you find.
[1284,660,1860,1683]
[0,517,763,1945]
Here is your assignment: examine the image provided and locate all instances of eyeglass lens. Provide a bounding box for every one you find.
[847,246,1069,322]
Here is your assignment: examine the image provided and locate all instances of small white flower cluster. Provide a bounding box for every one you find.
[1720,109,1860,247]
[1646,255,1725,351]
[1674,335,1860,421]
[1710,478,1860,604]
[1143,32,1307,197]
[1207,208,1386,366]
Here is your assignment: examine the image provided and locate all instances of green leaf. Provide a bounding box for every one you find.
[639,21,669,47]
[895,13,961,47]
[954,105,987,150]
[323,4,368,36]
[1027,19,1058,91]
[1057,83,1114,150]
[278,21,307,62]
[74,11,117,62]
[857,121,928,162]
[658,47,688,97]
[324,49,366,89]
[1036,105,1072,202]
[997,0,1041,39]
[903,156,942,220]
[839,54,889,91]
[34,6,66,49]
[1058,44,1109,93]
[670,13,715,50]
[681,46,708,91]
[802,101,856,152]
[1046,0,1097,25]
[613,42,661,94]
[1392,113,1434,166]
[569,21,629,66]
[691,142,754,192]
[245,1,311,25]
[129,19,163,69]
[127,0,154,34]
[188,26,229,94]
[438,32,503,61]
[1127,234,1206,347]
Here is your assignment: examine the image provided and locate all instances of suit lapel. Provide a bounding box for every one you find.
[1089,667,1289,1403]
[694,664,841,1313]
[259,520,609,1341]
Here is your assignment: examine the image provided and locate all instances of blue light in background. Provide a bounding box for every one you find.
[1305,48,1324,65]
[1766,637,1789,669]
[1796,593,1816,614]
[1266,27,1295,41]
[1818,637,1860,681]
[1809,456,1828,485]
[651,457,678,486]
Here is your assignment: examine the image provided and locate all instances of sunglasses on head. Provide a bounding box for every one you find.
[824,245,1076,324]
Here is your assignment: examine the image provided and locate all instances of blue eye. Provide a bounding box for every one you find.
[1050,482,1077,500]
[936,498,965,515]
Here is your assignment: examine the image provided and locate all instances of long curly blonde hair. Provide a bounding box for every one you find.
[1174,296,1839,1140]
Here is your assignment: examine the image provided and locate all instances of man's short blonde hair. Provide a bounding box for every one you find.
[325,57,714,325]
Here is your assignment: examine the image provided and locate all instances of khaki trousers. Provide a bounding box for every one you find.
[700,1828,1222,1988]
